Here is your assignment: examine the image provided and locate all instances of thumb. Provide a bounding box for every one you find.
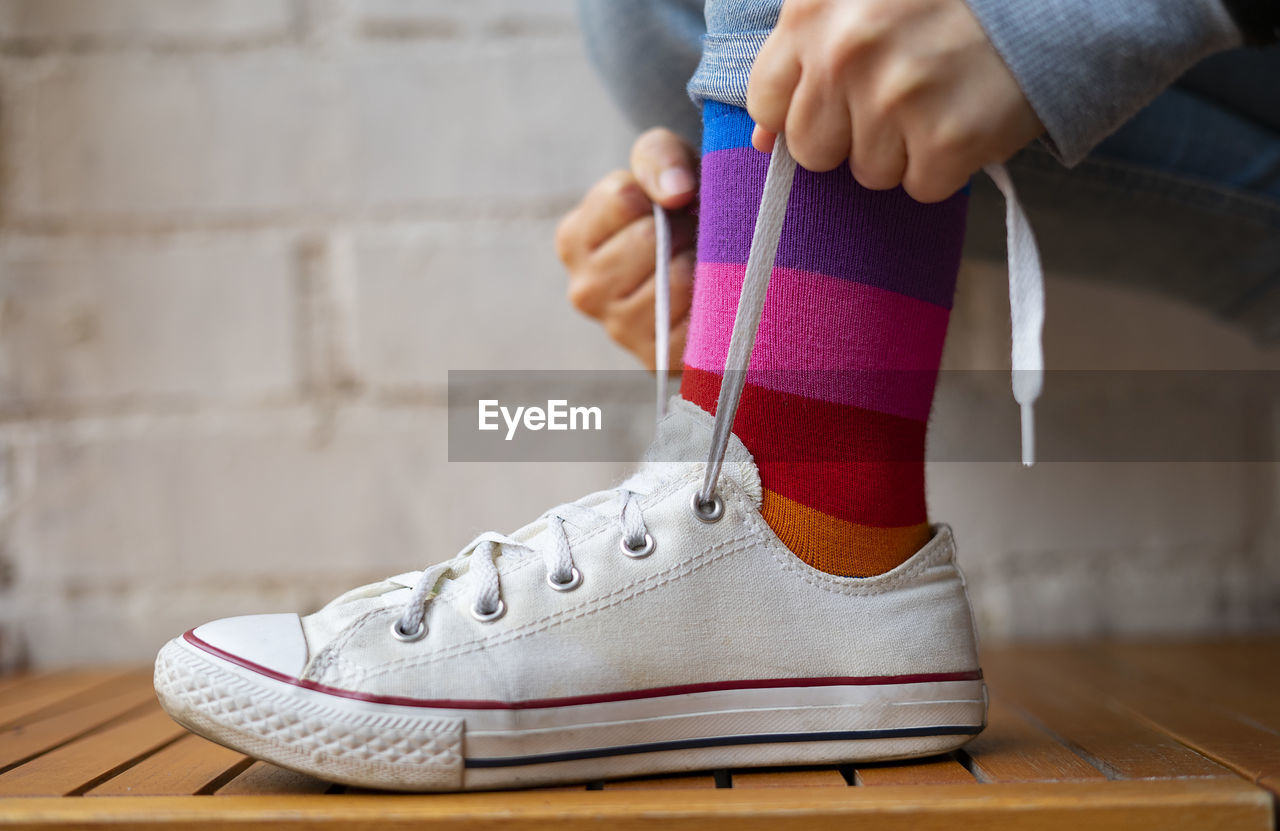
[630,127,698,210]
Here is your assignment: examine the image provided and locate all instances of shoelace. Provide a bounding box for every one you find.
[393,136,1044,640]
[392,483,657,638]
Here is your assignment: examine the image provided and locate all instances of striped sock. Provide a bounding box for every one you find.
[681,102,967,577]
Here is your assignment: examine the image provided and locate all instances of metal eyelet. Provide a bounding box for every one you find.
[690,492,724,523]
[390,618,426,642]
[471,599,507,623]
[547,567,583,592]
[619,533,656,559]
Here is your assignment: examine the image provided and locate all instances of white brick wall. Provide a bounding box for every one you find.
[344,41,632,209]
[0,236,298,405]
[0,2,1276,668]
[352,221,632,390]
[5,53,346,222]
[0,0,297,46]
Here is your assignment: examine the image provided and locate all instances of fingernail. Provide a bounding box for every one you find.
[658,167,694,197]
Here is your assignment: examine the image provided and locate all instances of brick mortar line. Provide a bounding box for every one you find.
[0,31,585,66]
[0,35,299,58]
[0,395,477,441]
[0,198,579,239]
[0,31,581,56]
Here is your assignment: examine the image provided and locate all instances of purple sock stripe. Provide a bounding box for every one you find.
[698,147,966,310]
[683,262,949,421]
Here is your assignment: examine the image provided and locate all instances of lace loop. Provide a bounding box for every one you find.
[394,485,658,638]
[983,163,1045,466]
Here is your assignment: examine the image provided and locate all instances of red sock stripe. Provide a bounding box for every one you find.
[682,367,927,527]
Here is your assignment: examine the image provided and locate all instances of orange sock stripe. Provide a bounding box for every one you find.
[760,489,931,577]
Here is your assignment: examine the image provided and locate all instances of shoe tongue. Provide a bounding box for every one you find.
[640,397,763,510]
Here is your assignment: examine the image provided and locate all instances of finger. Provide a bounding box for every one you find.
[668,209,697,254]
[614,293,690,373]
[784,78,851,171]
[850,110,907,191]
[605,274,666,371]
[607,247,695,332]
[752,125,777,153]
[630,127,698,210]
[900,141,971,204]
[665,249,696,324]
[746,35,801,138]
[561,170,653,258]
[584,214,659,301]
[631,315,691,374]
[664,316,690,376]
[566,201,693,320]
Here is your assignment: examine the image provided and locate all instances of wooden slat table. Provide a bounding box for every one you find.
[0,639,1276,829]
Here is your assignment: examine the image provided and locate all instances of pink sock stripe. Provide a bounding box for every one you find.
[684,262,950,421]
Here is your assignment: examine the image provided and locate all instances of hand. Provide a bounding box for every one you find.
[747,0,1044,203]
[556,128,697,372]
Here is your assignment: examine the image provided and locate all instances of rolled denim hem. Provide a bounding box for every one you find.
[966,144,1280,342]
[687,31,769,107]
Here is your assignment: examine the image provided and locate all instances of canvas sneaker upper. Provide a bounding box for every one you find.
[185,398,980,705]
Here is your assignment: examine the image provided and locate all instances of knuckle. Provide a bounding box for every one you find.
[632,127,678,159]
[553,212,578,262]
[928,119,975,155]
[902,171,949,204]
[567,277,601,316]
[782,0,823,24]
[600,168,635,196]
[852,162,897,191]
[602,314,632,344]
[791,138,843,172]
[828,24,877,67]
[874,66,927,116]
[671,248,696,279]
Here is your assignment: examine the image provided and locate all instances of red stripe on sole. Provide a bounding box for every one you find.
[183,630,980,711]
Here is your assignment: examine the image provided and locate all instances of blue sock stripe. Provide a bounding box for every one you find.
[700,101,973,197]
[702,100,756,154]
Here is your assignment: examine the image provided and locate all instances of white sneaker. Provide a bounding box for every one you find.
[155,136,1010,791]
[154,398,985,791]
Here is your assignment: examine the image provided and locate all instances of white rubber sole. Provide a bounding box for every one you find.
[154,636,986,792]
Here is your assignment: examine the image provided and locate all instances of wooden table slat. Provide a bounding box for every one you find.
[853,754,976,786]
[602,773,721,790]
[86,733,250,797]
[0,781,1270,831]
[0,707,185,797]
[1036,646,1280,793]
[962,698,1108,783]
[0,670,142,730]
[730,768,847,788]
[0,683,159,770]
[982,649,1232,781]
[1099,641,1280,734]
[0,674,36,697]
[215,762,332,796]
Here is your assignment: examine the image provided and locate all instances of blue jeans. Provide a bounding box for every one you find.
[577,0,1280,340]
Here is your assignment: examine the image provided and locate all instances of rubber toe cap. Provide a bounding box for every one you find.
[189,613,308,679]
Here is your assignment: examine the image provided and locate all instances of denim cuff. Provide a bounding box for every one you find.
[687,31,769,108]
